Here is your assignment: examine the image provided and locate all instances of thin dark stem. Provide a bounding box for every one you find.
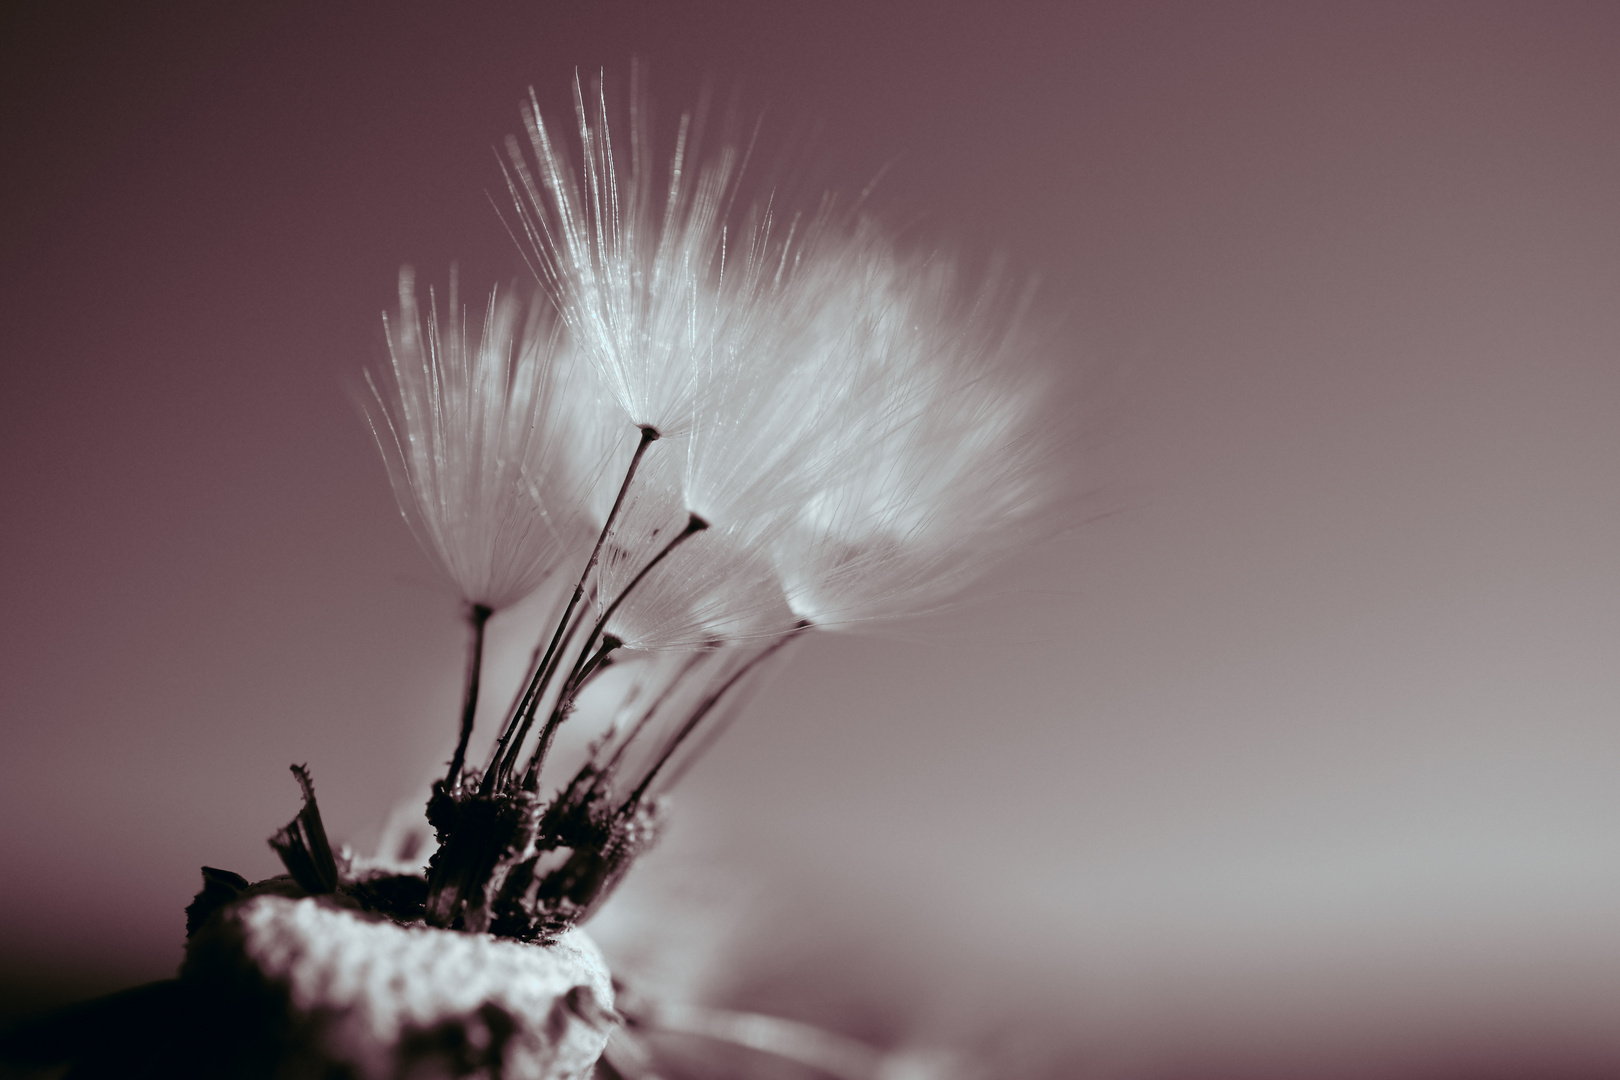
[592,651,710,791]
[483,582,596,787]
[654,661,770,794]
[516,512,709,793]
[482,425,658,794]
[486,586,602,780]
[487,577,577,775]
[518,634,621,792]
[622,624,807,810]
[444,603,493,791]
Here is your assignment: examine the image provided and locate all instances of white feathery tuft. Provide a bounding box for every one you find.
[536,335,639,532]
[503,78,753,438]
[493,79,1072,641]
[364,268,596,612]
[764,239,1066,629]
[587,445,797,650]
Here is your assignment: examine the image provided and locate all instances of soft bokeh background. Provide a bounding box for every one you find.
[4,2,1620,1076]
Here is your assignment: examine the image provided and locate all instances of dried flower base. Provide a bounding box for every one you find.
[182,892,616,1080]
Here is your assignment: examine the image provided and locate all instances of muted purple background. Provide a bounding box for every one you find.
[4,2,1620,1075]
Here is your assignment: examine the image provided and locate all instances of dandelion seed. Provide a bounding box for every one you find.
[365,267,592,612]
[365,269,599,786]
[504,79,748,438]
[765,240,1068,629]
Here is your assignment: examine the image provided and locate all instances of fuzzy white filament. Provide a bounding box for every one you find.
[494,81,1069,653]
[365,269,592,612]
[504,83,747,438]
[766,243,1065,628]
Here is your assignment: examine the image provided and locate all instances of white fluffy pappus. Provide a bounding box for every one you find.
[364,269,598,612]
[503,81,760,440]
[491,79,1073,645]
[585,444,799,650]
[764,240,1070,629]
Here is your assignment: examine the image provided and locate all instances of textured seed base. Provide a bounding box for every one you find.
[187,894,615,1080]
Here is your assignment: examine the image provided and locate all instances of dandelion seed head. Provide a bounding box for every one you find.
[499,80,1072,637]
[762,241,1069,629]
[364,268,596,612]
[352,73,1084,950]
[504,79,752,438]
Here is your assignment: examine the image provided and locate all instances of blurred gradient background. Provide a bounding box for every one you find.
[4,2,1620,1076]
